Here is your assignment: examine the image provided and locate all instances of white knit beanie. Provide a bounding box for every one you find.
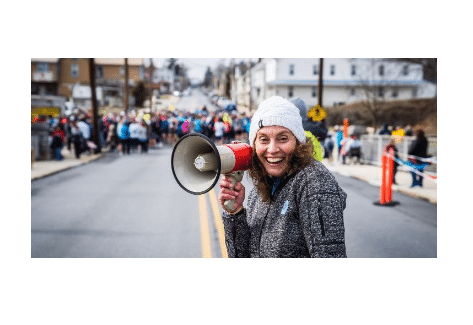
[249,96,306,146]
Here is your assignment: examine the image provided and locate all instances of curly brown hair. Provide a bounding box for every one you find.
[247,136,314,202]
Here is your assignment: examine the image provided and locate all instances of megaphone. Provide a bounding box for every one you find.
[171,133,252,211]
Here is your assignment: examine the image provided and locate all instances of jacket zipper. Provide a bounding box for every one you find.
[319,212,326,237]
[258,203,271,257]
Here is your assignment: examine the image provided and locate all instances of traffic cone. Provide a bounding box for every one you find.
[374,147,399,206]
[379,148,387,205]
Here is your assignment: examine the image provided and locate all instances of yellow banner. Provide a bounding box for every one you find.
[31,107,60,120]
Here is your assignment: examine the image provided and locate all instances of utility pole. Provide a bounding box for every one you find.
[231,58,236,103]
[248,58,252,112]
[124,58,129,113]
[318,58,324,107]
[149,58,154,110]
[88,58,101,153]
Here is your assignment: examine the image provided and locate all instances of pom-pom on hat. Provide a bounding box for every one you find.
[249,96,306,146]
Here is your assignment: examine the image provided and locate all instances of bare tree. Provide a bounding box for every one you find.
[353,58,423,128]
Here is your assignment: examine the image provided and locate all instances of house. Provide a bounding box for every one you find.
[233,58,436,111]
[31,58,61,96]
[59,58,144,108]
[32,58,144,109]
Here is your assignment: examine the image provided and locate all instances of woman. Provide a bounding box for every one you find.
[218,96,347,258]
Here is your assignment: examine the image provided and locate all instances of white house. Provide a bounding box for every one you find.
[235,58,436,111]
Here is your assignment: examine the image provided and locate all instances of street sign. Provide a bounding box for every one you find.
[308,104,327,122]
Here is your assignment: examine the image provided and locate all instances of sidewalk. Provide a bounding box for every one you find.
[31,147,103,181]
[324,160,437,204]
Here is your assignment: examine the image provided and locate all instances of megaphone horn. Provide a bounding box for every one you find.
[171,133,252,211]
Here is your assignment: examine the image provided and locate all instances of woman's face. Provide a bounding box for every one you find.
[254,126,297,178]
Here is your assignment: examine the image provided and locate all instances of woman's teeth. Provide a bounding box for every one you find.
[266,157,284,164]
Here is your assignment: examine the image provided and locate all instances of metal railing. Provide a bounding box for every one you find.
[359,134,437,172]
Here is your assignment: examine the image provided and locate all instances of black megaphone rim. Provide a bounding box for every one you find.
[171,133,222,195]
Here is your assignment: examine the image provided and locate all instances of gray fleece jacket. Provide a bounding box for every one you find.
[222,160,347,258]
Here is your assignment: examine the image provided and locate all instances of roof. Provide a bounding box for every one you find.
[267,79,425,86]
[31,58,59,63]
[94,58,143,66]
[31,58,143,66]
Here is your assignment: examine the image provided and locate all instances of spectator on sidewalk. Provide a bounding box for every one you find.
[77,116,92,154]
[128,118,140,152]
[335,125,344,159]
[341,135,362,164]
[324,132,334,162]
[77,116,91,141]
[378,123,391,135]
[289,97,325,161]
[107,123,119,152]
[50,124,65,160]
[214,117,225,144]
[137,120,149,153]
[70,120,84,159]
[385,137,400,184]
[408,129,429,187]
[117,117,130,154]
[404,125,413,136]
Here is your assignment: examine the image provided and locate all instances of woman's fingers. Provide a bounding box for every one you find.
[219,187,238,199]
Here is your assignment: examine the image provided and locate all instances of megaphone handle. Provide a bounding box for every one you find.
[223,171,244,212]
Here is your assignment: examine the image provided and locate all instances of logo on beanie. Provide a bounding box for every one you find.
[258,119,263,128]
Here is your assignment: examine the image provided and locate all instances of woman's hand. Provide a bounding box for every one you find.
[218,174,245,214]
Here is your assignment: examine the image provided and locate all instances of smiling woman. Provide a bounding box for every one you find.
[218,96,348,258]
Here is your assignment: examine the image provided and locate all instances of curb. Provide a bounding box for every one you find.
[31,153,104,181]
[328,166,437,205]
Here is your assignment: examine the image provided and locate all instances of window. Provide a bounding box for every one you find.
[313,65,318,75]
[350,88,356,96]
[120,67,125,76]
[392,89,398,98]
[412,87,418,98]
[379,65,384,76]
[289,64,294,75]
[351,65,356,76]
[36,62,49,72]
[96,66,103,79]
[288,86,293,97]
[402,65,409,76]
[71,63,79,78]
[330,65,335,75]
[378,87,384,98]
[312,86,317,97]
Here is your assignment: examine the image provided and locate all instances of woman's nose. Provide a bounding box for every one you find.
[267,140,279,153]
